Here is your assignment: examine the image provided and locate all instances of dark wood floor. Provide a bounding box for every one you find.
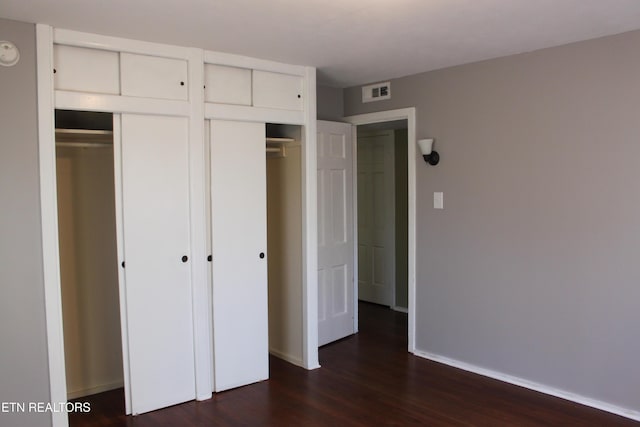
[71,302,638,426]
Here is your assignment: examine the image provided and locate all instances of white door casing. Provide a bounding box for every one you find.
[210,119,269,391]
[344,108,417,354]
[357,130,395,307]
[317,120,355,347]
[120,114,196,414]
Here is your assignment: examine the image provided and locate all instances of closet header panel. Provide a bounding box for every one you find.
[53,46,189,101]
[120,53,188,101]
[51,29,312,123]
[252,71,303,111]
[54,45,120,94]
[203,50,307,123]
[204,64,252,105]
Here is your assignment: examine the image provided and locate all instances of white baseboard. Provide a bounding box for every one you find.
[67,380,124,400]
[393,306,408,313]
[269,348,304,368]
[413,350,640,422]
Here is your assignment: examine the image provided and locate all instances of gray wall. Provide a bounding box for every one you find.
[316,85,344,121]
[0,19,52,427]
[345,30,640,413]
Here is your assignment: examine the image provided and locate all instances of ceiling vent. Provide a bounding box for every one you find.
[362,81,391,103]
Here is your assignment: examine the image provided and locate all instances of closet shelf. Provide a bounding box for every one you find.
[55,128,113,146]
[266,136,294,158]
[266,137,294,144]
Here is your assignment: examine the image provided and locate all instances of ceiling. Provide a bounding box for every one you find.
[4,0,640,87]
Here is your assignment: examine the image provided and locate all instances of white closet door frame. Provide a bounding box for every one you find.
[203,64,319,371]
[344,108,417,354]
[39,27,314,426]
[112,114,132,414]
[38,26,211,427]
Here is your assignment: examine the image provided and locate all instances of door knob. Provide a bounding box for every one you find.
[207,255,212,262]
[182,255,188,263]
[259,252,265,259]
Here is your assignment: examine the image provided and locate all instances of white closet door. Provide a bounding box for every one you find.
[317,121,355,346]
[210,120,268,392]
[120,114,195,414]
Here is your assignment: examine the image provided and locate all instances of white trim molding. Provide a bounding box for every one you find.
[36,23,69,427]
[66,381,125,401]
[204,50,306,76]
[344,108,417,354]
[414,350,640,423]
[269,349,304,369]
[204,103,304,124]
[55,91,191,116]
[186,47,213,401]
[302,66,320,370]
[54,28,191,59]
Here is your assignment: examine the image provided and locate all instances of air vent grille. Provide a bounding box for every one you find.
[362,81,391,103]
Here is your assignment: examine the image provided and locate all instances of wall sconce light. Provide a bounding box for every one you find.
[418,138,439,166]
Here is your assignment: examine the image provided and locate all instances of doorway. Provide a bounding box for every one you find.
[345,108,417,352]
[356,121,408,312]
[317,109,416,351]
[54,110,125,402]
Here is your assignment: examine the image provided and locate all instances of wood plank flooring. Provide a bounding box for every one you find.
[70,302,638,426]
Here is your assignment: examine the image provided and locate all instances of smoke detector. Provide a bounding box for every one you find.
[0,41,20,67]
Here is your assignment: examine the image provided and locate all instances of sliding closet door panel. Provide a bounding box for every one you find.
[210,120,268,391]
[120,114,195,414]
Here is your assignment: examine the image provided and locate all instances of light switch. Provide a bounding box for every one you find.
[434,192,444,209]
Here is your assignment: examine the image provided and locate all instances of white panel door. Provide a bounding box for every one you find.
[357,130,395,306]
[210,119,268,391]
[317,120,355,347]
[120,114,195,414]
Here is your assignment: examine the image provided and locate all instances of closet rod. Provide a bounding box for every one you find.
[56,128,113,135]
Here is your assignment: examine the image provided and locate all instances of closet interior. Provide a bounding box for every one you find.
[55,109,124,400]
[265,124,303,363]
[55,115,305,403]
